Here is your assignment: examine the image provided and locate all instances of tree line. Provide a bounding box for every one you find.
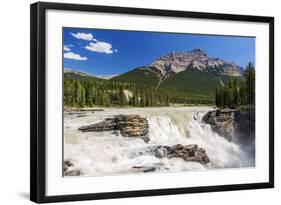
[215,62,255,107]
[64,77,213,108]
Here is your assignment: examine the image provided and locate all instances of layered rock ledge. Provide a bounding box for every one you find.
[153,144,210,164]
[78,115,150,142]
[202,108,234,141]
[202,106,255,143]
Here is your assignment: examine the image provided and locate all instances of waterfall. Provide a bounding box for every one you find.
[64,107,255,176]
[148,113,253,168]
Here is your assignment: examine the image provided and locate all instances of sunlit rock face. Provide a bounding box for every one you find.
[151,49,243,76]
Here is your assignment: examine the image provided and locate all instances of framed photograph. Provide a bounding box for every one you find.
[30,2,274,203]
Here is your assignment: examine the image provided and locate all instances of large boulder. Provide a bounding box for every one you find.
[153,144,210,164]
[202,108,234,141]
[202,106,255,143]
[131,166,156,173]
[79,118,117,132]
[63,160,74,172]
[63,160,81,176]
[79,115,150,142]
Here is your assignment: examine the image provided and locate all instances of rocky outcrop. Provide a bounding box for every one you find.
[128,144,210,173]
[131,166,156,173]
[202,108,234,141]
[234,105,255,144]
[64,169,81,176]
[153,144,210,164]
[202,106,255,143]
[64,161,81,176]
[79,115,150,142]
[79,118,117,132]
[151,49,243,76]
[63,160,73,172]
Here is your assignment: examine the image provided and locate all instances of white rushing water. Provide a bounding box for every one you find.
[64,107,254,176]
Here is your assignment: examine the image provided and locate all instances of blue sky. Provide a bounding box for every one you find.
[63,27,255,75]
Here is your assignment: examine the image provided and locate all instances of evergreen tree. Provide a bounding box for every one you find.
[215,62,255,107]
[245,62,255,104]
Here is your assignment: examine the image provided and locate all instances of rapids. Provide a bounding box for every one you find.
[64,107,254,176]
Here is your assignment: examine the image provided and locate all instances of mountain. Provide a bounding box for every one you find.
[151,49,243,77]
[64,69,105,81]
[111,49,244,98]
[94,74,119,79]
[65,49,244,99]
[64,69,118,81]
[110,67,162,87]
[160,68,237,97]
[64,69,91,77]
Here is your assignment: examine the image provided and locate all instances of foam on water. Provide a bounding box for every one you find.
[64,107,254,176]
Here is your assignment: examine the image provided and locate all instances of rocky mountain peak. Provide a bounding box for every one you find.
[189,48,208,56]
[151,49,243,76]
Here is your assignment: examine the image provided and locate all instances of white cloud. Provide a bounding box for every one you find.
[64,52,87,60]
[85,41,114,54]
[71,32,97,41]
[70,32,117,54]
[64,45,71,51]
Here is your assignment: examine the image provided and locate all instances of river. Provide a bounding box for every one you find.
[64,107,254,176]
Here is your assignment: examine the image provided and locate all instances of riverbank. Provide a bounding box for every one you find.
[64,104,216,111]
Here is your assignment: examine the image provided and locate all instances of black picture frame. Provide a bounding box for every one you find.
[30,1,274,203]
